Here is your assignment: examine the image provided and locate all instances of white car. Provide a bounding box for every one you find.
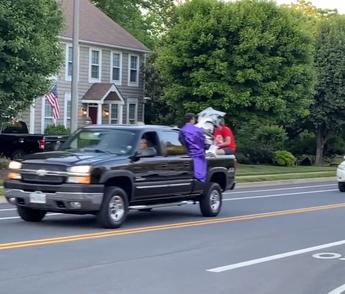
[337,159,345,192]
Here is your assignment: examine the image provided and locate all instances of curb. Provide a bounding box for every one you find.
[236,177,335,188]
[0,196,6,204]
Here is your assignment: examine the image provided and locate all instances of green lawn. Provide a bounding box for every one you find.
[237,164,336,182]
[237,164,336,176]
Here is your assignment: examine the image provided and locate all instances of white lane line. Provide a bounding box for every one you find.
[0,208,16,212]
[230,184,335,194]
[328,284,345,294]
[223,189,337,201]
[0,213,61,221]
[207,239,345,273]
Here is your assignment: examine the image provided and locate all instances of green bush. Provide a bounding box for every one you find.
[44,124,70,136]
[286,130,316,156]
[237,148,273,164]
[0,157,10,169]
[236,120,287,164]
[255,125,288,151]
[273,151,296,167]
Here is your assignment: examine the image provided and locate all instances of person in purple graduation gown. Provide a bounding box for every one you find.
[179,113,207,182]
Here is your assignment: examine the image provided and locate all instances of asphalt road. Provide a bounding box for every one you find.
[1,180,345,294]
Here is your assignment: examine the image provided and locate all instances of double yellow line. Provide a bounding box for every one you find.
[1,202,345,250]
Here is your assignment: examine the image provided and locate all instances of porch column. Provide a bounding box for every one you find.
[29,103,35,134]
[118,104,123,124]
[97,102,102,124]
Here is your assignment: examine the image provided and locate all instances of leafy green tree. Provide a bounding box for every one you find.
[307,15,345,164]
[93,0,176,48]
[143,53,175,124]
[0,0,63,122]
[156,0,316,123]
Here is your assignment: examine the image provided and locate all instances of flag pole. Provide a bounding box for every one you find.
[71,0,80,133]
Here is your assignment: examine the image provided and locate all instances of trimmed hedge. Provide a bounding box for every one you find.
[273,150,296,167]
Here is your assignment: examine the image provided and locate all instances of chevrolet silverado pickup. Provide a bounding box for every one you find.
[4,125,236,228]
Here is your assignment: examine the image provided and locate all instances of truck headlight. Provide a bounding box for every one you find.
[67,166,91,184]
[67,176,91,184]
[68,165,91,174]
[9,161,22,170]
[8,161,22,180]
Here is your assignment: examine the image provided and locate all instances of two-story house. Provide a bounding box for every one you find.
[21,0,150,133]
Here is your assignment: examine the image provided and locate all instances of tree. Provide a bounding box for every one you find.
[143,53,175,124]
[308,15,345,164]
[156,0,316,123]
[93,0,176,49]
[0,0,63,122]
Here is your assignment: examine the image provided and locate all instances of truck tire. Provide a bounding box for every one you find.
[199,182,222,217]
[11,149,25,160]
[339,182,345,192]
[97,186,129,228]
[17,206,46,222]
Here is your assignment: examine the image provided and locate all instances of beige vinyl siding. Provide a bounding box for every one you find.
[17,43,146,132]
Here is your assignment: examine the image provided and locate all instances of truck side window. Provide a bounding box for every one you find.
[159,131,187,156]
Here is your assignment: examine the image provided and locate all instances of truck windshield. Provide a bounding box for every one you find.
[61,129,137,155]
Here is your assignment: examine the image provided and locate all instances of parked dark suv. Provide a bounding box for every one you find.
[4,125,236,228]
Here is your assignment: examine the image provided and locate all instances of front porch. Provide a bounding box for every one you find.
[81,83,125,125]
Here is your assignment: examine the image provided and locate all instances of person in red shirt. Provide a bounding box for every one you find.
[213,118,236,155]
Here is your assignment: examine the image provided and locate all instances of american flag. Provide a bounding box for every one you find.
[45,84,60,120]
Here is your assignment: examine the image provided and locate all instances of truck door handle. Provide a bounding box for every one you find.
[161,164,168,168]
[184,163,190,166]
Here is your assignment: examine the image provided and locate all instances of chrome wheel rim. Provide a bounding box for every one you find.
[210,190,221,212]
[109,195,125,222]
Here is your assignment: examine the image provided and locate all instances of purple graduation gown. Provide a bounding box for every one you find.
[179,123,207,182]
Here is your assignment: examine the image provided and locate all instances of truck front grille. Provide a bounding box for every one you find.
[21,174,65,184]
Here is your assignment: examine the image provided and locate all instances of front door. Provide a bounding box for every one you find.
[88,106,98,124]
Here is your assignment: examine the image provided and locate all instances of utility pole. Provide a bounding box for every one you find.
[71,0,80,132]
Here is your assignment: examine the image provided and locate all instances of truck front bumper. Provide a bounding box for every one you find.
[4,180,104,212]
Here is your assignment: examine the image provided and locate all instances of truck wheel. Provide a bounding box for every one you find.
[97,187,128,228]
[339,182,345,192]
[199,182,222,217]
[17,206,46,222]
[11,149,25,160]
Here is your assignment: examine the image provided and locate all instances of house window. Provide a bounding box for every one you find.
[127,99,138,124]
[111,52,122,84]
[128,54,139,86]
[110,104,119,124]
[66,45,73,80]
[90,48,101,81]
[64,93,71,129]
[43,98,55,132]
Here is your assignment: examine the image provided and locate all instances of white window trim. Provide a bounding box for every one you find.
[89,47,102,83]
[64,93,71,128]
[126,98,138,124]
[110,51,122,85]
[41,97,55,133]
[108,101,123,124]
[29,103,35,134]
[65,43,80,82]
[128,54,139,87]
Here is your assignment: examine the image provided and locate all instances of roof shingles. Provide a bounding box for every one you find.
[60,0,150,52]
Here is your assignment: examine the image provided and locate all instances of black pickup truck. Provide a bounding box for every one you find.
[4,125,236,228]
[0,121,67,159]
